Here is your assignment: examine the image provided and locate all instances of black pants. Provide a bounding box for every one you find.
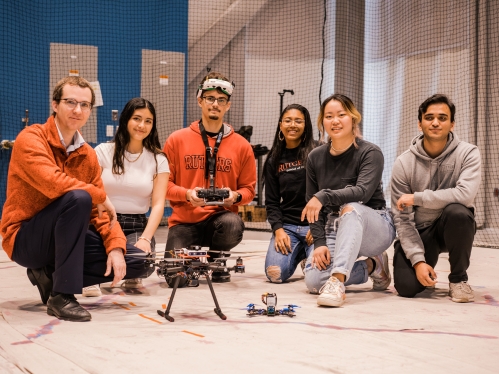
[393,203,476,298]
[12,190,149,294]
[165,211,244,257]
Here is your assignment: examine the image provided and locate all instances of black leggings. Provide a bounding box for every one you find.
[393,203,476,298]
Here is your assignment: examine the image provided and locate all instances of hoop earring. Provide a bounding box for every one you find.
[278,130,284,141]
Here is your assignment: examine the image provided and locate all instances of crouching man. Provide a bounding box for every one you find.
[1,76,150,321]
[391,94,481,302]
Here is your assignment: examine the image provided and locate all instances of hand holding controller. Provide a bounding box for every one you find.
[197,188,230,206]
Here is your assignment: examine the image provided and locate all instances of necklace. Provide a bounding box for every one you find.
[330,141,353,153]
[124,148,143,163]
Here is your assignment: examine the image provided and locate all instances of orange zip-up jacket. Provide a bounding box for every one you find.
[1,116,126,258]
[164,121,256,227]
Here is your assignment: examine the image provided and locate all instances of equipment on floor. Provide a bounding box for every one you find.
[137,246,252,322]
[245,293,299,317]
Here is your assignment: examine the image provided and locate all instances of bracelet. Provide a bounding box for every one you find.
[138,236,152,244]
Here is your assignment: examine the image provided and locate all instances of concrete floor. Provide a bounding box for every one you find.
[0,227,498,373]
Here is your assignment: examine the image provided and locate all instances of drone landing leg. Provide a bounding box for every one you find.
[204,274,227,320]
[157,275,181,322]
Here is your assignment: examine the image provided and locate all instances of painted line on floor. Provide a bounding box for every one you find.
[11,319,60,345]
[480,294,499,307]
[139,314,162,324]
[112,302,130,310]
[182,330,205,338]
[111,300,163,324]
[173,314,498,340]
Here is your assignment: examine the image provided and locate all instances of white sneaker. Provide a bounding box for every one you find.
[317,276,346,307]
[82,284,102,297]
[370,251,391,290]
[449,281,474,303]
[121,278,143,289]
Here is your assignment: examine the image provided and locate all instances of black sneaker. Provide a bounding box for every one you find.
[211,271,231,283]
[47,293,91,322]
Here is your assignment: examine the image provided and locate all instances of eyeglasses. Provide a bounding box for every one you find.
[60,98,93,112]
[281,118,305,126]
[202,96,229,106]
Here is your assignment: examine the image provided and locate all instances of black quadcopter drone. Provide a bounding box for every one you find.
[138,246,250,322]
[245,293,299,317]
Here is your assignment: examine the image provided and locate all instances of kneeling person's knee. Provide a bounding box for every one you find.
[394,277,422,298]
[266,265,282,283]
[340,204,355,216]
[443,203,474,224]
[304,266,324,294]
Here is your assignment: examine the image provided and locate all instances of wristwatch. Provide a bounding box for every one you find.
[234,191,242,203]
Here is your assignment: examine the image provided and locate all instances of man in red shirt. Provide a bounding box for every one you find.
[163,72,256,284]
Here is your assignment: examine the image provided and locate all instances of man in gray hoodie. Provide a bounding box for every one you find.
[391,94,481,302]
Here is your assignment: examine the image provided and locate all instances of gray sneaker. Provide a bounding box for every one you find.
[370,251,391,290]
[449,281,474,303]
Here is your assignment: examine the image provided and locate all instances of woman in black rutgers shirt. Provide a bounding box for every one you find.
[263,104,317,283]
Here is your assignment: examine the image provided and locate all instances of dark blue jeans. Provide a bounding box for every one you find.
[12,190,150,294]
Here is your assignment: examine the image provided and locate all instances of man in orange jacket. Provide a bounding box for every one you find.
[1,76,149,321]
[163,72,256,284]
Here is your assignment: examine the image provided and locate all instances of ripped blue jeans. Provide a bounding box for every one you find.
[265,224,314,283]
[304,202,395,293]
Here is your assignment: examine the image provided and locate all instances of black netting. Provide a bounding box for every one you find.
[1,0,498,247]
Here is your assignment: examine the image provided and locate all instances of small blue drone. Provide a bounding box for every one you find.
[245,293,299,317]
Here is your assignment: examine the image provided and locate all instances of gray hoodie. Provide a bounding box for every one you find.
[391,132,481,265]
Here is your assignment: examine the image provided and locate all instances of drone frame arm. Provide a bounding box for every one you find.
[205,273,227,320]
[157,275,181,322]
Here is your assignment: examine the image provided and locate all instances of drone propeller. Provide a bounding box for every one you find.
[206,249,231,256]
[240,303,261,310]
[207,250,262,258]
[125,250,166,257]
[124,254,187,261]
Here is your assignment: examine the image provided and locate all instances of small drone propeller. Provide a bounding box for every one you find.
[125,250,166,258]
[241,303,260,311]
[207,250,262,258]
[124,254,188,262]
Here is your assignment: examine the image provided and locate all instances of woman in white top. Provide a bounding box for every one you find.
[83,98,169,296]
